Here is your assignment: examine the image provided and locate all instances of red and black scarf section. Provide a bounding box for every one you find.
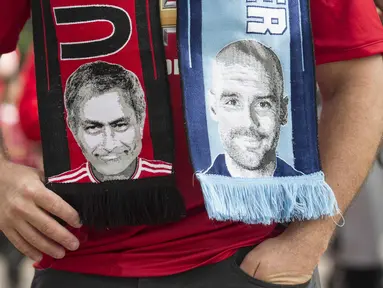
[30,0,185,228]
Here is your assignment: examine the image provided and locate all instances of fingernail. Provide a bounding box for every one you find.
[73,221,82,229]
[55,250,65,259]
[33,254,43,262]
[69,241,79,251]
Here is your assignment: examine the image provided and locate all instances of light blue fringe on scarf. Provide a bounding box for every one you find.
[198,172,338,224]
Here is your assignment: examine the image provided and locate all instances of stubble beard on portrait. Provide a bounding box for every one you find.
[222,127,280,178]
[82,139,143,182]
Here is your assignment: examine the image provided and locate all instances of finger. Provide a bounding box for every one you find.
[36,168,45,182]
[3,228,42,262]
[25,206,79,251]
[33,186,81,228]
[15,220,66,259]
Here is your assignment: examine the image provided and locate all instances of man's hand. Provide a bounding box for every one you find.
[239,230,321,285]
[0,160,82,261]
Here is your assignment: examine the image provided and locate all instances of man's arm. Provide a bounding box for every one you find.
[284,54,383,247]
[240,55,383,285]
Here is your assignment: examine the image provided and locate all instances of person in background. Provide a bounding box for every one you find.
[325,146,383,288]
[376,0,383,22]
[17,47,43,170]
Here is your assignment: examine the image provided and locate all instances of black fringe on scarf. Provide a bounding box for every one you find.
[47,176,186,229]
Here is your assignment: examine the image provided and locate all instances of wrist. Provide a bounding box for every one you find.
[282,218,336,255]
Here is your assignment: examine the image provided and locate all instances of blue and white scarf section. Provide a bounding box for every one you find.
[177,0,339,224]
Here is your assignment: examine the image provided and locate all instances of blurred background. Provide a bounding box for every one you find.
[0,6,382,288]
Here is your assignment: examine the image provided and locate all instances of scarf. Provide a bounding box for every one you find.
[31,0,185,228]
[177,0,338,224]
[30,0,338,229]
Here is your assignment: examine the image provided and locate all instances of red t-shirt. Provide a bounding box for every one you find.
[2,0,383,277]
